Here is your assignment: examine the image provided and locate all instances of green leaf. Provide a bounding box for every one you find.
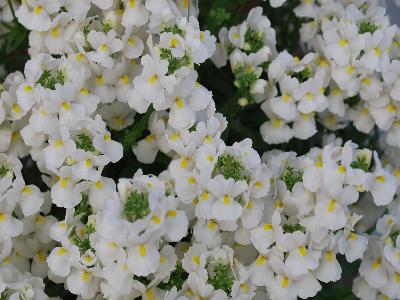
[359,20,379,34]
[208,263,234,296]
[282,167,303,192]
[0,165,9,178]
[124,191,150,221]
[213,153,246,181]
[5,22,28,54]
[121,107,154,152]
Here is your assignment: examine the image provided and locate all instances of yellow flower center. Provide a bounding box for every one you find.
[339,39,348,47]
[166,210,177,218]
[326,251,334,262]
[34,6,43,14]
[148,75,158,84]
[371,259,381,269]
[51,28,59,38]
[22,186,32,195]
[327,199,336,212]
[192,255,200,265]
[298,246,307,257]
[138,244,147,257]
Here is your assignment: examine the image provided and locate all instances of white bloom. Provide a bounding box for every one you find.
[338,231,368,263]
[122,0,149,28]
[323,19,365,67]
[6,178,44,217]
[16,0,61,31]
[87,30,123,68]
[127,242,160,277]
[47,244,80,277]
[208,175,247,221]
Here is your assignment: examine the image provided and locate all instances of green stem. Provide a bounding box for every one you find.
[7,0,16,21]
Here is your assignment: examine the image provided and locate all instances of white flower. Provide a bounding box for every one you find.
[323,19,365,67]
[122,0,149,28]
[127,242,160,277]
[100,260,134,299]
[86,30,123,68]
[269,75,299,121]
[268,0,287,8]
[212,28,229,68]
[359,29,391,72]
[129,54,174,112]
[338,231,368,263]
[6,178,44,217]
[208,175,247,221]
[0,210,23,242]
[16,0,61,31]
[267,273,297,300]
[294,72,327,114]
[51,169,84,209]
[44,13,72,54]
[122,33,145,59]
[160,32,186,58]
[348,106,375,134]
[314,186,359,231]
[250,209,282,254]
[260,117,294,144]
[293,113,317,140]
[193,219,222,249]
[66,268,98,299]
[368,152,397,206]
[315,248,342,283]
[284,232,321,277]
[47,244,80,277]
[181,243,208,277]
[359,254,388,289]
[179,272,222,300]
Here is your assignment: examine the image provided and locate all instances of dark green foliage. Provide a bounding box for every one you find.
[85,223,95,235]
[159,263,188,291]
[291,67,311,83]
[213,154,245,181]
[0,165,9,178]
[390,230,400,246]
[282,167,303,192]
[36,70,65,90]
[102,22,113,33]
[124,191,150,221]
[359,20,379,34]
[118,107,154,152]
[0,1,29,75]
[344,96,361,108]
[233,65,260,104]
[283,223,305,233]
[160,48,192,74]
[74,194,93,224]
[233,67,259,89]
[209,8,231,28]
[350,156,371,172]
[244,28,264,54]
[69,227,92,252]
[162,24,183,35]
[75,133,97,153]
[208,263,234,295]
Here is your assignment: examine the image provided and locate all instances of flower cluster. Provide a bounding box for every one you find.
[40,127,400,299]
[214,2,400,146]
[0,153,54,299]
